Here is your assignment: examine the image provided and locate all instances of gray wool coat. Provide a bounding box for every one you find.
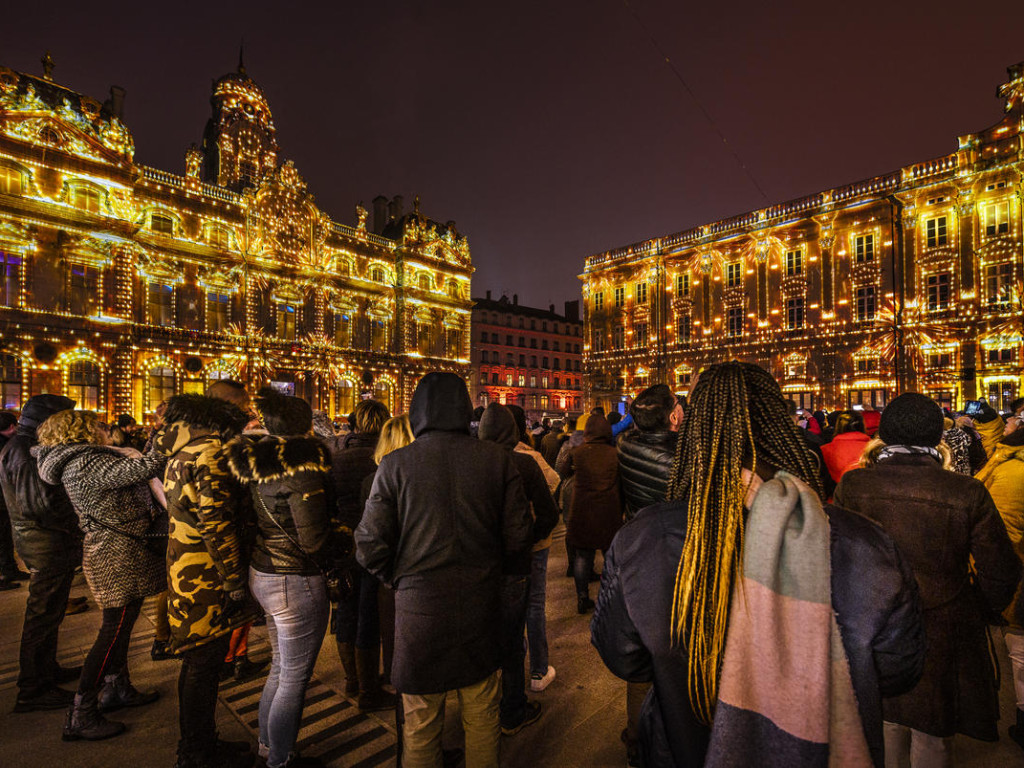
[36,443,167,609]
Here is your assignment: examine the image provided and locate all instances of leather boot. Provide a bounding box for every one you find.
[63,691,126,741]
[355,646,397,711]
[335,639,359,696]
[98,669,159,712]
[1010,707,1024,750]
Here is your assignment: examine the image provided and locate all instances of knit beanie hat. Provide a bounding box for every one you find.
[20,394,76,428]
[878,393,944,447]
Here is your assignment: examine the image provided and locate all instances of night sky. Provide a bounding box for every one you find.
[3,1,1024,310]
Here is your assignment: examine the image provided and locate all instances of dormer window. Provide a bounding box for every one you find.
[150,213,174,235]
[70,185,102,213]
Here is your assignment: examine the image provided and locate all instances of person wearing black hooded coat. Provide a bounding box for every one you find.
[355,373,533,768]
[478,403,559,735]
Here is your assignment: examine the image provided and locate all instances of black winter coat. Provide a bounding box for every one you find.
[227,435,333,576]
[355,372,533,694]
[324,431,378,531]
[0,426,81,571]
[591,499,925,768]
[835,454,1021,740]
[616,428,677,521]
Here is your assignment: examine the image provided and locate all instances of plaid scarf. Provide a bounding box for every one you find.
[705,471,872,768]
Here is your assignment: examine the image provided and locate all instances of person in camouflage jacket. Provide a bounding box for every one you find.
[153,394,254,768]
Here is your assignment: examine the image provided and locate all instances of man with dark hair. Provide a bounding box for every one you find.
[356,373,532,766]
[154,394,254,768]
[614,384,680,766]
[0,410,27,589]
[0,395,83,711]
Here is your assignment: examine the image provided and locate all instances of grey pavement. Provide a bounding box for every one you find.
[0,526,1021,767]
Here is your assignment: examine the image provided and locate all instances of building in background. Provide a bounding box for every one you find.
[0,56,471,419]
[583,60,1024,414]
[470,291,583,421]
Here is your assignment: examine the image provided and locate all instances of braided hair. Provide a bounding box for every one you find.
[665,361,822,725]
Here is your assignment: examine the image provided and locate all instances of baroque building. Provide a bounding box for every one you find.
[470,292,584,419]
[0,56,472,419]
[582,60,1024,414]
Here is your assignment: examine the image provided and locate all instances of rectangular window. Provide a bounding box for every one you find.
[726,306,743,338]
[612,326,625,349]
[594,291,604,311]
[635,282,648,304]
[148,367,176,410]
[786,297,805,330]
[984,202,1010,237]
[71,186,101,213]
[1,251,22,306]
[856,358,878,373]
[677,314,691,344]
[676,273,690,296]
[0,167,24,195]
[926,273,951,311]
[726,261,742,288]
[785,250,803,277]
[928,352,953,368]
[856,286,876,321]
[277,304,296,340]
[541,375,549,388]
[150,213,174,235]
[988,348,1016,364]
[530,375,537,387]
[854,234,875,263]
[505,373,513,386]
[68,263,99,316]
[370,319,388,348]
[614,286,624,308]
[986,262,1013,307]
[592,331,604,353]
[334,313,352,346]
[1,354,22,409]
[634,323,648,347]
[925,217,948,248]
[208,227,230,248]
[67,361,100,411]
[148,283,174,326]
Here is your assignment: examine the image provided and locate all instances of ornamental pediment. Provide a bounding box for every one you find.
[248,161,328,267]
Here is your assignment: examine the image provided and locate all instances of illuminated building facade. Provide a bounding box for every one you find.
[582,61,1024,414]
[0,57,472,419]
[471,292,584,419]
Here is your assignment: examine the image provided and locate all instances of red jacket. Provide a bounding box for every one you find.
[822,431,871,484]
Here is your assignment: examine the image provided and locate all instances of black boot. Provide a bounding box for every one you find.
[336,639,359,696]
[355,646,397,711]
[232,654,269,682]
[577,595,594,614]
[1010,708,1024,750]
[63,691,126,741]
[97,669,159,712]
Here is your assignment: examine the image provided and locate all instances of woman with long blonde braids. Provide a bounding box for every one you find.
[592,361,925,768]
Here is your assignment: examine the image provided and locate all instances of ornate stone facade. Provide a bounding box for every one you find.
[0,59,472,419]
[582,61,1024,414]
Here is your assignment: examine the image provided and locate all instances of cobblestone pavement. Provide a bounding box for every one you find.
[0,525,1021,767]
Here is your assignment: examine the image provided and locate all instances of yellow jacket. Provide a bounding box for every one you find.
[975,415,1006,459]
[977,442,1024,554]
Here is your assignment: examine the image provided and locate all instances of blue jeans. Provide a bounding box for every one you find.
[526,548,549,676]
[250,568,329,768]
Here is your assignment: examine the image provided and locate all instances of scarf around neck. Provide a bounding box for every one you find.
[705,471,872,768]
[876,444,941,464]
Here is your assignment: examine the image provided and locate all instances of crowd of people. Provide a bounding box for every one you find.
[0,365,1022,768]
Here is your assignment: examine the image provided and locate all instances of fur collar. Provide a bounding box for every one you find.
[226,434,331,483]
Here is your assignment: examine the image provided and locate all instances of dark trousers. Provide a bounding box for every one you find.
[0,502,16,577]
[334,566,381,649]
[79,599,143,695]
[18,565,75,695]
[178,633,232,758]
[499,574,530,728]
[573,548,597,600]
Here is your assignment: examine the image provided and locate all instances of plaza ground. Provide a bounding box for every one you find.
[0,525,1021,767]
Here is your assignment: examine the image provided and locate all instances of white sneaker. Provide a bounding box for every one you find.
[530,665,556,692]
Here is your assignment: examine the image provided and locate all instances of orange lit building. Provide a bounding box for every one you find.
[470,292,584,420]
[582,61,1024,414]
[0,56,472,419]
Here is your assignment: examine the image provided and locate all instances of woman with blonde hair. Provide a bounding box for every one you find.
[35,409,167,742]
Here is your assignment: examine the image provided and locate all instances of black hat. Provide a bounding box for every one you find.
[20,394,76,429]
[878,393,944,447]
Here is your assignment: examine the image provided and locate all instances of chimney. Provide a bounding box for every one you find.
[393,195,404,219]
[108,86,126,120]
[513,294,518,306]
[564,300,580,322]
[486,290,492,300]
[372,195,388,234]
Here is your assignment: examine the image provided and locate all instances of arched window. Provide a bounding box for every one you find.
[370,266,386,283]
[419,273,432,291]
[0,353,22,409]
[67,360,100,411]
[373,380,394,413]
[336,380,356,417]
